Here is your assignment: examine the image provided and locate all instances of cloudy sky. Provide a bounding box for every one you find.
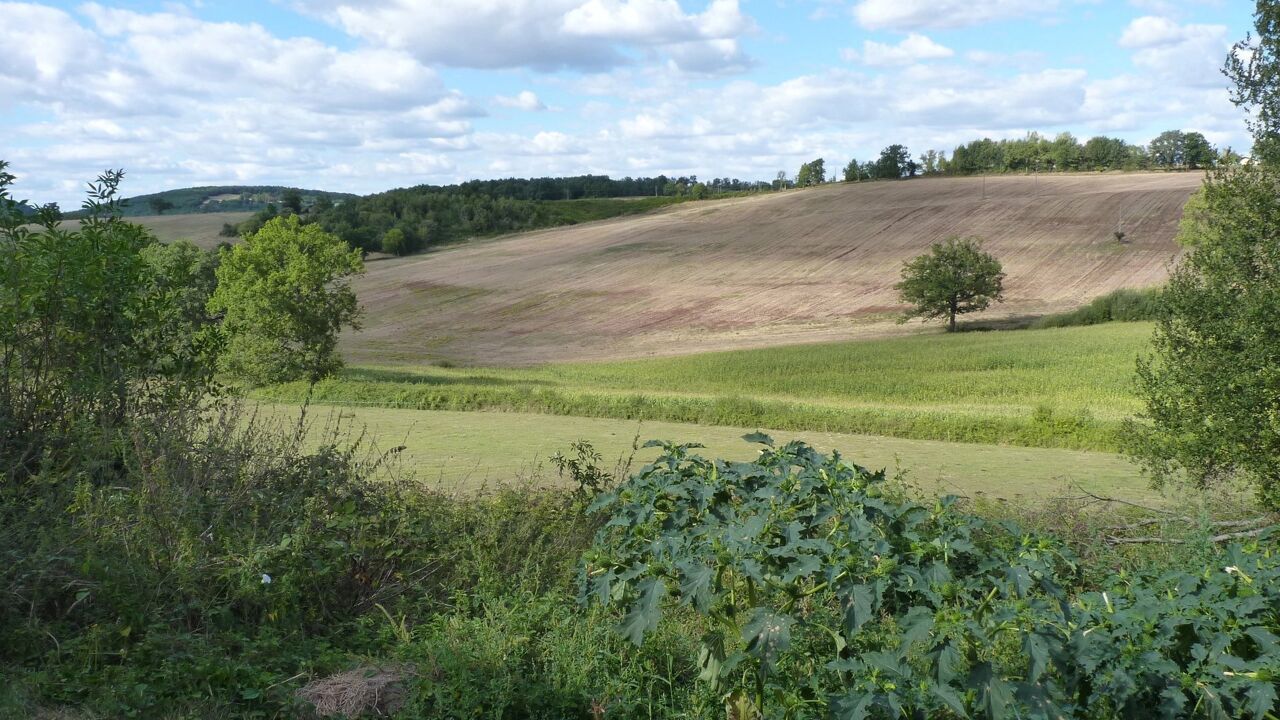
[0,0,1254,206]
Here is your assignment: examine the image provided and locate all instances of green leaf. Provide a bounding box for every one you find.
[1024,631,1050,682]
[742,431,775,446]
[968,662,1012,720]
[842,585,874,635]
[1247,682,1277,719]
[931,683,968,718]
[618,577,665,646]
[900,606,935,648]
[742,608,794,674]
[677,561,714,612]
[830,692,874,720]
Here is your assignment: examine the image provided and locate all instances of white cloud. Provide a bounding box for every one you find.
[495,90,548,111]
[843,33,954,66]
[295,0,755,74]
[1120,16,1230,88]
[852,0,1053,31]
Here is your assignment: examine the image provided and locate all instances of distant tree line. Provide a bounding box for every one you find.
[792,129,1232,189]
[303,173,772,254]
[437,174,770,200]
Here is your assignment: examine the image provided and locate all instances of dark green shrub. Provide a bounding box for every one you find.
[582,435,1280,719]
[1031,287,1162,328]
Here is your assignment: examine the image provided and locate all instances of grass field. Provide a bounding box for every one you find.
[260,404,1151,500]
[260,322,1152,452]
[44,211,252,248]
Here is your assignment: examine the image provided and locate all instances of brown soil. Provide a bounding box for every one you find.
[345,172,1203,366]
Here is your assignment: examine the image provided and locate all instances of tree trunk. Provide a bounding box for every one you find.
[948,298,958,332]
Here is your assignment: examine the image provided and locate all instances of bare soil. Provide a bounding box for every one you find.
[345,173,1203,366]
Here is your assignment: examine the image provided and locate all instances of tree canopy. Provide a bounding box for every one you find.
[895,237,1005,332]
[208,215,363,385]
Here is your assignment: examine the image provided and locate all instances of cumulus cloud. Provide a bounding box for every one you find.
[495,90,548,111]
[851,0,1053,31]
[295,0,755,74]
[1120,16,1230,88]
[842,33,954,66]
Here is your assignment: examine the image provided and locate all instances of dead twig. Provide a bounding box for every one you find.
[1105,526,1275,545]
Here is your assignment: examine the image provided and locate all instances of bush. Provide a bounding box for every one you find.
[1031,287,1162,328]
[583,435,1280,719]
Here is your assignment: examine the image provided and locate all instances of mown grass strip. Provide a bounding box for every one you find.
[256,379,1124,451]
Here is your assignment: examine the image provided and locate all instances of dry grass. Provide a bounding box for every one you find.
[43,212,252,249]
[345,172,1202,366]
[296,665,410,718]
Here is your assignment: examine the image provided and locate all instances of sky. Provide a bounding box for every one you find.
[0,0,1256,206]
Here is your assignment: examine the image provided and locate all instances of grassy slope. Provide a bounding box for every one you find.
[344,172,1200,365]
[261,404,1150,500]
[260,322,1151,452]
[45,212,253,249]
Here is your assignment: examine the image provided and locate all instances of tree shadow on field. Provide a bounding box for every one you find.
[957,314,1043,332]
[342,366,554,387]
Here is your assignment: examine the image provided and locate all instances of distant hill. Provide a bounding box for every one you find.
[65,185,356,218]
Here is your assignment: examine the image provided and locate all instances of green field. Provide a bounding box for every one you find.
[260,322,1152,452]
[260,404,1151,500]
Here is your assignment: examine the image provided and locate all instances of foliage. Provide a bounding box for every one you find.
[873,144,916,179]
[1130,164,1280,507]
[209,215,364,385]
[382,227,410,256]
[896,236,1005,332]
[1225,0,1280,165]
[550,439,617,500]
[311,187,724,253]
[797,159,826,187]
[1149,130,1219,170]
[0,164,217,479]
[583,436,1280,719]
[1030,287,1163,329]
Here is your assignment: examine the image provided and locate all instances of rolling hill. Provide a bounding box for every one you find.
[64,185,356,218]
[344,172,1204,366]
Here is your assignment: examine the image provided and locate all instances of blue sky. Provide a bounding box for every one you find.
[0,0,1254,206]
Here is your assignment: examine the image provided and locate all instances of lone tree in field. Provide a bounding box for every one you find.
[895,237,1004,332]
[209,215,363,385]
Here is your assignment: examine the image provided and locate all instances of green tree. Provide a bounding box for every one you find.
[873,144,915,179]
[1,163,216,472]
[1225,0,1280,164]
[842,158,862,182]
[1182,131,1217,168]
[1149,130,1186,168]
[1048,132,1081,171]
[381,227,407,255]
[209,215,363,385]
[895,237,1005,332]
[147,196,174,215]
[796,159,825,187]
[1130,164,1280,506]
[281,189,304,215]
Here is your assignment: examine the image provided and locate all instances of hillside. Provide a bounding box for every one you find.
[344,172,1203,366]
[73,185,355,217]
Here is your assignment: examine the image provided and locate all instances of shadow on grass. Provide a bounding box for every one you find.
[342,366,554,387]
[957,314,1045,332]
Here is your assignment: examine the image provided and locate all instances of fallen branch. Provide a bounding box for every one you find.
[1105,517,1270,532]
[1105,526,1275,545]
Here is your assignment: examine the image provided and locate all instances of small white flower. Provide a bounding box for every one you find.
[1225,566,1239,575]
[261,573,272,585]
